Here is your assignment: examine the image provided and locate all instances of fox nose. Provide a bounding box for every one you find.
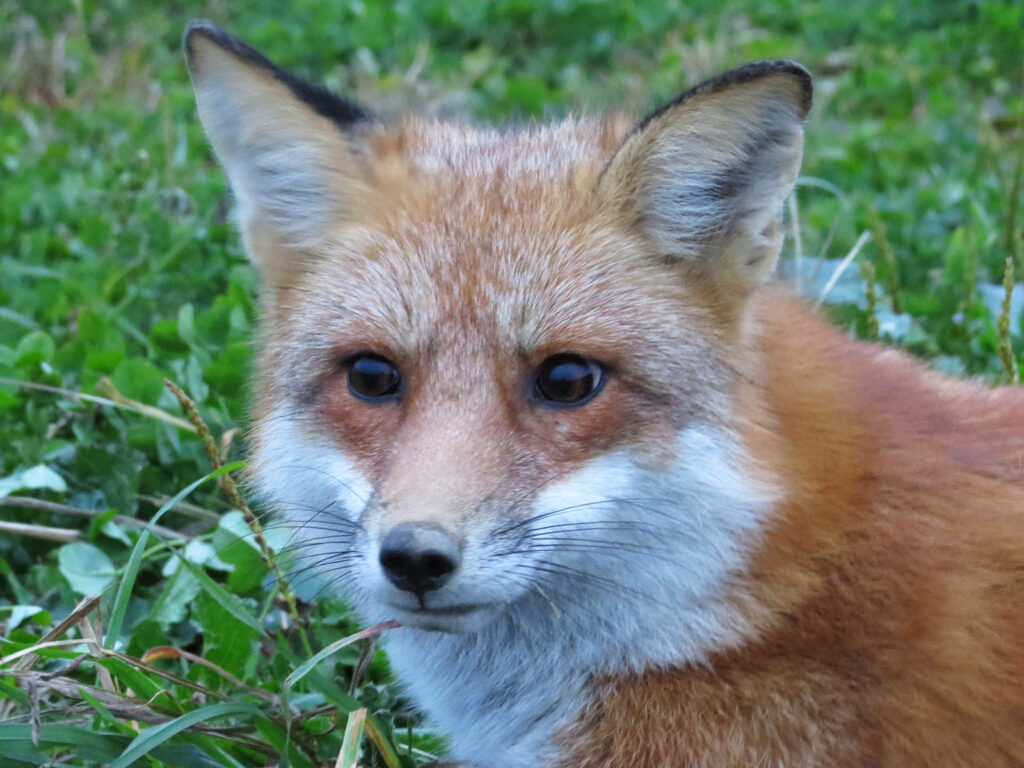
[378,523,461,596]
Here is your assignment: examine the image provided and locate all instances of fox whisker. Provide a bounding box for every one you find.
[495,497,680,536]
[258,462,371,506]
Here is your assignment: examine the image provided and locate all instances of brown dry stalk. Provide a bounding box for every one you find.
[163,379,247,512]
[0,496,187,540]
[0,520,79,542]
[12,672,280,757]
[11,595,102,673]
[348,636,378,697]
[142,645,277,703]
[163,379,311,655]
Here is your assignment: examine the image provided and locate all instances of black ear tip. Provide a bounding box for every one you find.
[706,59,813,118]
[183,20,221,56]
[181,19,375,130]
[633,58,814,134]
[183,21,258,69]
[760,59,814,116]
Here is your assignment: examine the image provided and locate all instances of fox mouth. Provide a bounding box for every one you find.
[384,600,502,632]
[387,601,491,617]
[413,603,487,616]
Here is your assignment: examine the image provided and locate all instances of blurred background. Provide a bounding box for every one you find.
[0,1,1022,765]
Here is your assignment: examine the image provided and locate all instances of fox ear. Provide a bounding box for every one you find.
[184,21,373,287]
[600,60,811,294]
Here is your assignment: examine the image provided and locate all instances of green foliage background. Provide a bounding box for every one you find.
[0,0,1021,765]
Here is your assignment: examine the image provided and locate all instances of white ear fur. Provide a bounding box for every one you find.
[184,22,372,273]
[601,61,812,288]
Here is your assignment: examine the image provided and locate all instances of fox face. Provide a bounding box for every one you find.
[185,23,807,637]
[186,22,810,762]
[245,122,775,636]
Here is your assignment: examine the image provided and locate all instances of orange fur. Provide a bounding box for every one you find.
[559,295,1024,767]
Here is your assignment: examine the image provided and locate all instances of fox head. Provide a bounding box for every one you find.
[185,23,809,645]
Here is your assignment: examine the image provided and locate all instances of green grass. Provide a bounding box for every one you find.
[0,0,1022,765]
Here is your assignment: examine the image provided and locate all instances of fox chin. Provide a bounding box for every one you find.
[185,21,1024,768]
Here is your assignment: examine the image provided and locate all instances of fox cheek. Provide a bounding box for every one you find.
[318,378,399,467]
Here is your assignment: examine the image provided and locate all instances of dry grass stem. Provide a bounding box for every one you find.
[815,230,871,309]
[164,378,311,655]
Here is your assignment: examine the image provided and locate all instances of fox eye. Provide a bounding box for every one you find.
[347,354,401,402]
[533,354,604,406]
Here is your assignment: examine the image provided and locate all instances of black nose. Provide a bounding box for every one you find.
[378,523,461,596]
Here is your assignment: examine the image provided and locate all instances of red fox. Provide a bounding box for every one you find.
[185,22,1024,767]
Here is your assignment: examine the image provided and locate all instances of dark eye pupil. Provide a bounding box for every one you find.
[535,355,601,405]
[348,355,400,400]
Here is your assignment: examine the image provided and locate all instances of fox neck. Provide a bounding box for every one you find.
[727,294,876,630]
[383,420,777,767]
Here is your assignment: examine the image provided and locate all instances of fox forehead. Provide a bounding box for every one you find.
[286,114,649,333]
[385,116,630,179]
[266,117,727,390]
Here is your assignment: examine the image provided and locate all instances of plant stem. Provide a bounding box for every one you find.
[863,261,879,340]
[997,256,1019,384]
[164,379,312,656]
[868,204,902,314]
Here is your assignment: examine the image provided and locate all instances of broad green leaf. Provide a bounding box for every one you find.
[175,556,263,634]
[0,464,67,498]
[110,357,166,404]
[58,542,116,595]
[14,330,55,366]
[160,539,231,576]
[4,605,45,631]
[0,558,31,604]
[212,511,267,593]
[192,587,260,679]
[98,516,133,546]
[149,566,202,627]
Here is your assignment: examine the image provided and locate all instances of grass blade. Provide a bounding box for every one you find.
[814,230,872,309]
[335,708,366,768]
[0,724,128,763]
[107,701,264,768]
[363,714,403,768]
[286,621,399,690]
[104,462,244,649]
